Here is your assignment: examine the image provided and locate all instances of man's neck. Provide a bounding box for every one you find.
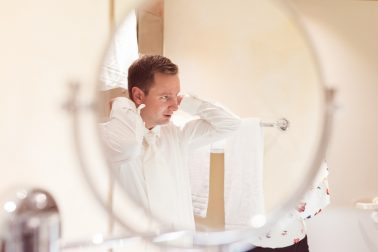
[145,123,155,130]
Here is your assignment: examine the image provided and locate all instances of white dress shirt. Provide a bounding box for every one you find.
[100,95,241,231]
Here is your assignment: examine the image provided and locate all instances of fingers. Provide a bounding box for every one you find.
[137,104,146,115]
[177,95,183,106]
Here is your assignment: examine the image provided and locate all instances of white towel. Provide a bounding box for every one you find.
[188,144,211,217]
[187,140,225,218]
[224,118,265,229]
[100,10,139,90]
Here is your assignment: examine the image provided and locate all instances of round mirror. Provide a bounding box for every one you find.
[81,0,330,249]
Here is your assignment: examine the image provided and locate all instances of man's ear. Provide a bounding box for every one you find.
[131,87,145,105]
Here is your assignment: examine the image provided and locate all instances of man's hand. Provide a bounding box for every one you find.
[177,94,183,106]
[98,87,129,121]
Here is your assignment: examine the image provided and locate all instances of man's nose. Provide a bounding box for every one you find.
[169,97,179,111]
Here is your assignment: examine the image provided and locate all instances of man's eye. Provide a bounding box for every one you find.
[160,96,169,100]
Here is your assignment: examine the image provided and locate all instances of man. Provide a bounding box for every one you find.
[100,55,240,231]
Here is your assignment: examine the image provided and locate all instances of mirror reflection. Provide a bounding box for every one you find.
[98,0,329,250]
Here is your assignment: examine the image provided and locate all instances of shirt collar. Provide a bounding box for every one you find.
[144,125,161,137]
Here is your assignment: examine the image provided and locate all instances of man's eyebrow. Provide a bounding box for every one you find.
[158,91,180,96]
[157,92,172,96]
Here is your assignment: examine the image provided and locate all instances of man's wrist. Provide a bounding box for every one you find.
[179,94,203,115]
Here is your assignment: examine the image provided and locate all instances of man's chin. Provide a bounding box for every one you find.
[159,116,171,125]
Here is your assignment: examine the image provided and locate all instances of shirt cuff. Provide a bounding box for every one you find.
[112,97,137,111]
[179,95,203,115]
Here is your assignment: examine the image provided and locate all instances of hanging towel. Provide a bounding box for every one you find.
[187,135,227,217]
[188,144,211,217]
[224,118,265,229]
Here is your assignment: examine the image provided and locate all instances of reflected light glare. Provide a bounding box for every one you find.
[92,233,104,244]
[35,193,47,209]
[3,201,17,213]
[28,217,41,228]
[16,190,28,199]
[152,230,189,243]
[250,214,266,228]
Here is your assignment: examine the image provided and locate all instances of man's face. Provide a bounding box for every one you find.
[139,72,181,129]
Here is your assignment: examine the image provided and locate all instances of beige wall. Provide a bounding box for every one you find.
[0,1,161,250]
[164,0,325,217]
[290,0,378,207]
[164,0,378,227]
[137,0,164,55]
[0,0,113,247]
[1,0,377,248]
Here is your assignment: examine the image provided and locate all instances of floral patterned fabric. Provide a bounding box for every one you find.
[249,162,330,248]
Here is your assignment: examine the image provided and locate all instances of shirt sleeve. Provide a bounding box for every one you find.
[99,97,145,166]
[178,95,241,148]
[297,161,331,219]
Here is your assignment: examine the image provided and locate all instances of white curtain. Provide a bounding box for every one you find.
[100,10,139,90]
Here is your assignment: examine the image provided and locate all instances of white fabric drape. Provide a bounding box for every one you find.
[100,10,139,90]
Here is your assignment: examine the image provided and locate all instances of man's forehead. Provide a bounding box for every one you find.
[150,74,180,91]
